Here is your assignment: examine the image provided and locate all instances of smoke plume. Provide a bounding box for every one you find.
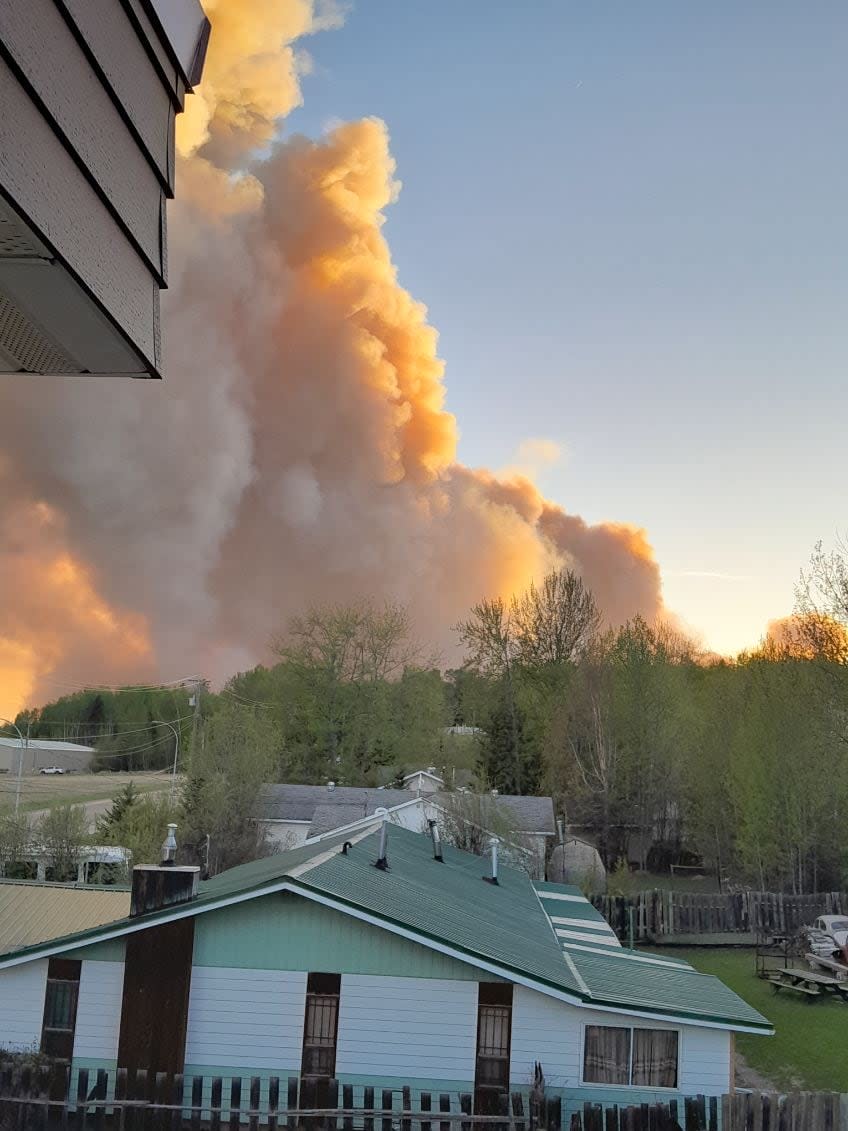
[0,0,662,717]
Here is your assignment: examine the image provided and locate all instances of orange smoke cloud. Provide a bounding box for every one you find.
[0,0,664,710]
[0,483,152,717]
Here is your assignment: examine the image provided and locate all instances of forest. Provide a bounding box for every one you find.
[11,540,848,892]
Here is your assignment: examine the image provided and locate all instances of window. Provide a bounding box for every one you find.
[301,973,340,1080]
[583,1025,678,1089]
[475,984,513,1111]
[40,959,81,1061]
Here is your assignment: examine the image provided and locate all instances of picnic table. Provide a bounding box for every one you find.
[768,966,848,1000]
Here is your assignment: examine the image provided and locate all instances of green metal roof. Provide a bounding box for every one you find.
[0,826,771,1033]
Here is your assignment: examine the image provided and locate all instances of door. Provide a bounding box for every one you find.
[474,983,513,1114]
[300,973,341,1108]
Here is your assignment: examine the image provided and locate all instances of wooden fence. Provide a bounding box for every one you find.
[0,1064,562,1130]
[592,890,848,940]
[1,1067,844,1131]
[571,1091,843,1130]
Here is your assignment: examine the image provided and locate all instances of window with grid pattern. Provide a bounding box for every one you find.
[301,973,340,1079]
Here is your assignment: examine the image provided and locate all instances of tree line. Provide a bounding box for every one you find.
[10,539,848,890]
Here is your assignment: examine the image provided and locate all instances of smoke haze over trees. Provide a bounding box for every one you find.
[14,546,848,893]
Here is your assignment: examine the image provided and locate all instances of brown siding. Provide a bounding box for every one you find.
[117,918,195,1077]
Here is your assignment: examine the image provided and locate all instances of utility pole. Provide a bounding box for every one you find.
[188,678,204,765]
[2,720,27,815]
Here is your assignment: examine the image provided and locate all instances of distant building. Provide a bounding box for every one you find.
[0,845,131,884]
[255,776,557,878]
[0,735,93,774]
[0,0,210,378]
[0,878,129,954]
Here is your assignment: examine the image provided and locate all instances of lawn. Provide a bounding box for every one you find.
[650,947,848,1091]
[0,771,172,814]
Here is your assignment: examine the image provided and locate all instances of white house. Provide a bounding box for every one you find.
[0,825,770,1124]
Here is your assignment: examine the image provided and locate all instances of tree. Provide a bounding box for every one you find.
[511,569,601,668]
[0,809,31,876]
[37,805,89,881]
[179,702,277,875]
[456,598,526,789]
[98,793,176,867]
[96,782,138,836]
[479,697,539,795]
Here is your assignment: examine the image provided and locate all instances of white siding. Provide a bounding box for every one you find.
[73,961,124,1061]
[511,990,732,1096]
[511,985,579,1088]
[0,960,47,1051]
[336,974,477,1082]
[678,1027,732,1095]
[185,967,307,1071]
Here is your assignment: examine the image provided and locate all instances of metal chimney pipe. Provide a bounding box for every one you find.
[375,807,389,870]
[161,823,178,867]
[556,817,564,845]
[489,836,499,885]
[428,819,443,862]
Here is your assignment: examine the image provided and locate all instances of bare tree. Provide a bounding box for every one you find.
[797,538,848,628]
[455,598,523,789]
[511,568,601,667]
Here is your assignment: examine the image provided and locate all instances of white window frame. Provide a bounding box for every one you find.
[579,1021,683,1092]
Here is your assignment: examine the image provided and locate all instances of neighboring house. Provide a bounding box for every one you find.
[0,825,769,1124]
[402,767,445,794]
[0,736,93,774]
[256,782,556,876]
[0,0,209,378]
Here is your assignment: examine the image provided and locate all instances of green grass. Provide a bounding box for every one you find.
[613,871,721,895]
[651,947,848,1091]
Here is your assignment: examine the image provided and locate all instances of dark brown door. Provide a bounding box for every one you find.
[474,983,513,1114]
[300,973,341,1108]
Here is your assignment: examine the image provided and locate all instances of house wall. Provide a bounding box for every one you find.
[264,821,311,850]
[335,974,477,1090]
[0,959,47,1051]
[511,985,731,1121]
[0,894,734,1117]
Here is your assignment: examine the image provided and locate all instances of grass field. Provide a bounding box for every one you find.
[651,947,848,1091]
[0,772,172,815]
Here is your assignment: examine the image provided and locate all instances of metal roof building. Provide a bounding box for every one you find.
[0,879,129,954]
[0,0,209,378]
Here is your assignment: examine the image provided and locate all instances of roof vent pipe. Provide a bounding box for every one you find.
[161,823,178,867]
[491,788,499,798]
[486,836,500,885]
[375,807,389,870]
[428,819,443,862]
[556,817,564,845]
[327,780,335,792]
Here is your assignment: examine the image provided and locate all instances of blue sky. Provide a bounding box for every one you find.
[287,1,847,654]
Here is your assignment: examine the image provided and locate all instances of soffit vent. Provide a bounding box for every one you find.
[0,292,80,374]
[0,205,43,259]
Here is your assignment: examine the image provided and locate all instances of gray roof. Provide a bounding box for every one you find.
[257,785,411,824]
[257,783,556,836]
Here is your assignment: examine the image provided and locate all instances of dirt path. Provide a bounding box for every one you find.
[735,1051,778,1092]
